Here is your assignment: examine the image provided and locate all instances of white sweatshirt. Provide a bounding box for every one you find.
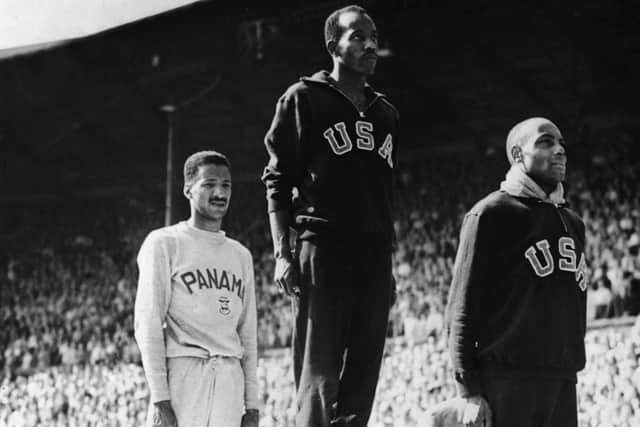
[134,221,258,410]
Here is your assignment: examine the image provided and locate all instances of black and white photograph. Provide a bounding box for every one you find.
[1,1,640,426]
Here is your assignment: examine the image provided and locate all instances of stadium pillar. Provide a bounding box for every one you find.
[160,104,177,226]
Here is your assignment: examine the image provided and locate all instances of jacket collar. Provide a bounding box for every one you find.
[301,70,383,101]
[499,164,565,205]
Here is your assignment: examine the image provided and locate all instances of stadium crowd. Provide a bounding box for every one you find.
[2,322,639,426]
[0,132,639,425]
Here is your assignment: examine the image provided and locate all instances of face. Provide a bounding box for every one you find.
[519,123,567,186]
[332,11,378,75]
[184,163,232,223]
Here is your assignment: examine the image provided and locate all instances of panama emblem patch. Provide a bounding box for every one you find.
[218,296,230,315]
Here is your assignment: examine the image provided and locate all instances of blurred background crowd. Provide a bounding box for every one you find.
[1,134,639,426]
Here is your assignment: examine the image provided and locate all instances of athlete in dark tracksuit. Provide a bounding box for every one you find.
[445,117,587,427]
[263,8,399,426]
[262,67,399,426]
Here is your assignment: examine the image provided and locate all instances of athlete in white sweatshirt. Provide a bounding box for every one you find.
[135,151,259,427]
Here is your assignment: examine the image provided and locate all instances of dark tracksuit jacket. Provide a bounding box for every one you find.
[261,70,400,243]
[261,71,400,426]
[446,187,587,398]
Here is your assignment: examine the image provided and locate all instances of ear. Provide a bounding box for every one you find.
[327,40,337,56]
[183,185,191,199]
[511,146,523,163]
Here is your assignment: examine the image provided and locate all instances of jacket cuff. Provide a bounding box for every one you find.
[267,196,290,214]
[148,373,171,403]
[454,371,482,398]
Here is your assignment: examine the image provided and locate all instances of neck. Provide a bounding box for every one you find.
[330,64,367,93]
[528,175,556,196]
[539,182,556,196]
[188,214,222,233]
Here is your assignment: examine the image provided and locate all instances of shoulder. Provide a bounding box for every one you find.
[225,237,253,261]
[462,191,530,236]
[280,79,314,100]
[561,205,585,230]
[467,190,524,217]
[271,80,315,116]
[142,226,174,245]
[365,81,399,120]
[377,96,400,120]
[140,225,180,251]
[561,205,582,221]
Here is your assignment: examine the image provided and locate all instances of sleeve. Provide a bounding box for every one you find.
[390,107,400,250]
[238,249,259,410]
[577,217,589,331]
[134,232,172,403]
[445,212,492,397]
[261,88,306,213]
[391,107,400,168]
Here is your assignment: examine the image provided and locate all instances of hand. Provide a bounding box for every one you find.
[274,255,299,296]
[241,408,259,427]
[152,400,178,427]
[459,395,492,427]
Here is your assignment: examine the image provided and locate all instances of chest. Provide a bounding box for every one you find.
[307,112,397,173]
[508,208,586,290]
[348,92,367,112]
[170,241,247,301]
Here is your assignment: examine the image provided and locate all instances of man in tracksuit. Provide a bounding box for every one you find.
[135,151,259,427]
[261,5,399,426]
[445,117,588,427]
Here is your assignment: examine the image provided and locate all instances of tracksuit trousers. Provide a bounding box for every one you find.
[292,236,394,427]
[146,356,245,427]
[480,371,578,427]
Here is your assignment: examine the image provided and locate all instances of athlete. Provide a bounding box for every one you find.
[135,151,259,427]
[262,5,399,426]
[445,118,588,427]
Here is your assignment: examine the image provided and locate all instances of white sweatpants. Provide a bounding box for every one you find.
[147,356,245,427]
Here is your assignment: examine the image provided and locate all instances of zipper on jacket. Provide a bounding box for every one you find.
[327,83,381,117]
[363,96,381,115]
[554,204,569,233]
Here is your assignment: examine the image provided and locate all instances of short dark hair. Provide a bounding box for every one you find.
[183,150,231,186]
[324,5,368,53]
